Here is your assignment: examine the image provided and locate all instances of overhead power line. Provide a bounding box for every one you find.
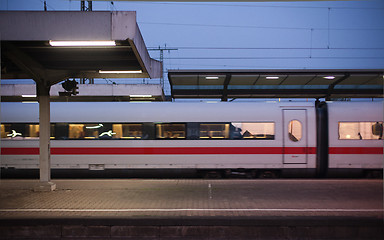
[139,22,384,31]
[162,57,384,60]
[148,47,384,50]
[127,2,384,10]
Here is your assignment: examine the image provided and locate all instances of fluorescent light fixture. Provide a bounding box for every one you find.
[323,76,336,80]
[99,70,142,74]
[49,40,116,47]
[22,101,38,104]
[22,94,37,98]
[205,76,219,80]
[266,76,280,80]
[130,95,153,98]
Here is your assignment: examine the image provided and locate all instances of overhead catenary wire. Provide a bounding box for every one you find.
[148,47,384,50]
[161,57,384,60]
[127,1,384,10]
[139,21,384,31]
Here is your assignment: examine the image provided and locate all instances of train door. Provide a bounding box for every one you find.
[283,109,307,164]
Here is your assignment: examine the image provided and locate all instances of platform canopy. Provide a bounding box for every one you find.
[0,11,162,84]
[0,11,162,191]
[168,69,384,101]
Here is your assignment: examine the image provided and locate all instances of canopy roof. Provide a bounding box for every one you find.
[168,69,384,100]
[0,11,162,86]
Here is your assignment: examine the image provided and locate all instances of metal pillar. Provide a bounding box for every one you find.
[34,84,56,191]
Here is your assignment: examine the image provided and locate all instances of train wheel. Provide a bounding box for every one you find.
[258,170,279,179]
[246,170,257,179]
[203,170,222,179]
[365,170,383,179]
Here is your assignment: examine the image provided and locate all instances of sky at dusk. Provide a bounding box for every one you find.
[1,0,383,94]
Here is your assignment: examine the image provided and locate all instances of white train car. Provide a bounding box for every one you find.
[327,102,383,177]
[0,101,382,178]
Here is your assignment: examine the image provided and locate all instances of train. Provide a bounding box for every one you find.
[0,100,383,178]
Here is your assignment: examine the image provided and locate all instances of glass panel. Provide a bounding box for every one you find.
[1,124,27,139]
[156,123,186,139]
[288,120,302,142]
[232,122,275,140]
[55,123,69,140]
[1,124,55,139]
[371,122,383,139]
[1,124,12,139]
[113,124,143,139]
[200,124,230,139]
[26,124,39,139]
[339,122,383,140]
[97,124,115,139]
[84,124,102,139]
[69,124,85,139]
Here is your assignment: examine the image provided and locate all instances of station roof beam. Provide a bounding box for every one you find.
[168,69,383,100]
[0,11,162,82]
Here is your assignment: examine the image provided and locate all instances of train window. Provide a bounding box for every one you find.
[68,124,86,139]
[231,122,275,140]
[288,120,302,142]
[339,122,383,140]
[113,124,143,139]
[200,124,230,139]
[55,123,69,140]
[156,123,186,139]
[26,124,40,139]
[1,124,12,138]
[68,123,116,139]
[1,123,55,139]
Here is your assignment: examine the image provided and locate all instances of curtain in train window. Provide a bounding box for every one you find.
[288,120,302,142]
[156,123,186,139]
[231,122,275,140]
[113,124,143,139]
[200,124,230,139]
[339,122,383,140]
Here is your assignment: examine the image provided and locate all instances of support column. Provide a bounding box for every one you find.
[34,84,56,191]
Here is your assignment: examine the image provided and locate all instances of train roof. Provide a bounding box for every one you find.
[1,101,382,123]
[1,101,310,123]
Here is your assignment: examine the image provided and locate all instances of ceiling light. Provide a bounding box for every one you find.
[49,40,116,47]
[99,70,143,74]
[323,76,336,80]
[130,95,153,98]
[266,76,280,80]
[22,94,37,98]
[205,76,219,80]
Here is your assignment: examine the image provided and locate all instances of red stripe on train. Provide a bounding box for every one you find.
[50,147,317,155]
[2,147,291,155]
[1,147,381,155]
[329,147,383,154]
[1,148,39,155]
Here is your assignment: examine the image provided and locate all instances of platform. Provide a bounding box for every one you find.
[0,179,383,239]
